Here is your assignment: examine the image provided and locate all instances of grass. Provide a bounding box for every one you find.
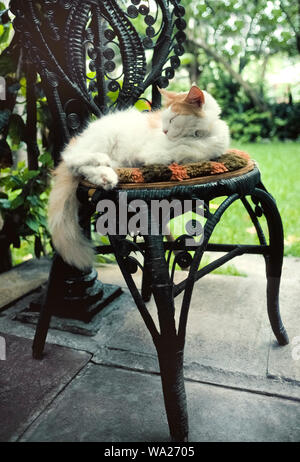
[210,141,300,257]
[197,255,247,277]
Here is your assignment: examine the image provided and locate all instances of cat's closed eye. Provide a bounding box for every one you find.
[169,115,178,124]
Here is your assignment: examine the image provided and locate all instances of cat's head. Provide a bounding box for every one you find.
[159,86,221,140]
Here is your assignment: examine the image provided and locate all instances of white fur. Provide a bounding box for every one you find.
[49,90,230,270]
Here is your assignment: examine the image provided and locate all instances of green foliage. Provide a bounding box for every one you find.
[226,110,271,143]
[225,104,300,143]
[0,153,53,260]
[0,4,57,266]
[272,102,300,140]
[199,67,300,142]
[0,3,11,52]
[181,0,299,141]
[183,0,298,61]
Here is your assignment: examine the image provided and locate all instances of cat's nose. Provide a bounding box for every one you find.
[163,130,168,135]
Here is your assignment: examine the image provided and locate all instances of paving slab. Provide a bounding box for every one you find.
[20,364,300,442]
[266,264,300,384]
[0,332,91,442]
[101,268,268,375]
[0,258,51,311]
[268,328,300,384]
[2,259,300,401]
[92,274,300,393]
[0,288,137,355]
[0,255,299,443]
[15,283,123,336]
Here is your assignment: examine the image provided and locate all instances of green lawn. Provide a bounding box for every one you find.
[211,141,300,257]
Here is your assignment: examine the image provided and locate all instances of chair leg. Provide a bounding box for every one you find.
[32,254,63,359]
[111,232,189,441]
[144,234,189,441]
[253,187,289,346]
[156,344,188,442]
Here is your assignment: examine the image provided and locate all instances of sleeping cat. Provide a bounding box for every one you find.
[48,86,230,270]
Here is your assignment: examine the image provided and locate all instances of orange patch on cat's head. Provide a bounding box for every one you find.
[158,86,205,117]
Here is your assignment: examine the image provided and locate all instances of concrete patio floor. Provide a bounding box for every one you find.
[0,254,299,442]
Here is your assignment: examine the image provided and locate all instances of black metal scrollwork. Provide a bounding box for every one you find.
[9,0,186,163]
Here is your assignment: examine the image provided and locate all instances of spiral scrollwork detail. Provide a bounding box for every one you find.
[10,0,186,154]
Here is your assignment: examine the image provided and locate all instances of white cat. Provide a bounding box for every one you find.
[48,86,230,270]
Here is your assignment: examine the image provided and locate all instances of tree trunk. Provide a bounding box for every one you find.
[187,38,269,112]
[259,54,270,97]
[184,40,204,86]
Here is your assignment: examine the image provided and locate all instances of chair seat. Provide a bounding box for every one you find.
[81,149,256,191]
[79,149,260,204]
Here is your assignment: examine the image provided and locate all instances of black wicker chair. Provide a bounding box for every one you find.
[11,0,289,442]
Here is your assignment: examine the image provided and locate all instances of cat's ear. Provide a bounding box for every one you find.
[157,87,178,104]
[184,86,205,108]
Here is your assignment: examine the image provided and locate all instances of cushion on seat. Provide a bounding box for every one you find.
[81,149,256,191]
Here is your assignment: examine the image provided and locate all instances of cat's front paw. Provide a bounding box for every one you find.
[86,166,119,190]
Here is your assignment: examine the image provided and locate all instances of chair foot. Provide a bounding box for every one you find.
[31,254,61,359]
[267,276,289,346]
[275,330,289,347]
[171,434,189,443]
[32,304,52,359]
[157,346,189,442]
[32,347,44,360]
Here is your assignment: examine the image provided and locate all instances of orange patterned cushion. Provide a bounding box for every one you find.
[115,149,251,184]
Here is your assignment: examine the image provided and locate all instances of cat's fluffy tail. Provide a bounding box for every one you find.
[48,161,94,270]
